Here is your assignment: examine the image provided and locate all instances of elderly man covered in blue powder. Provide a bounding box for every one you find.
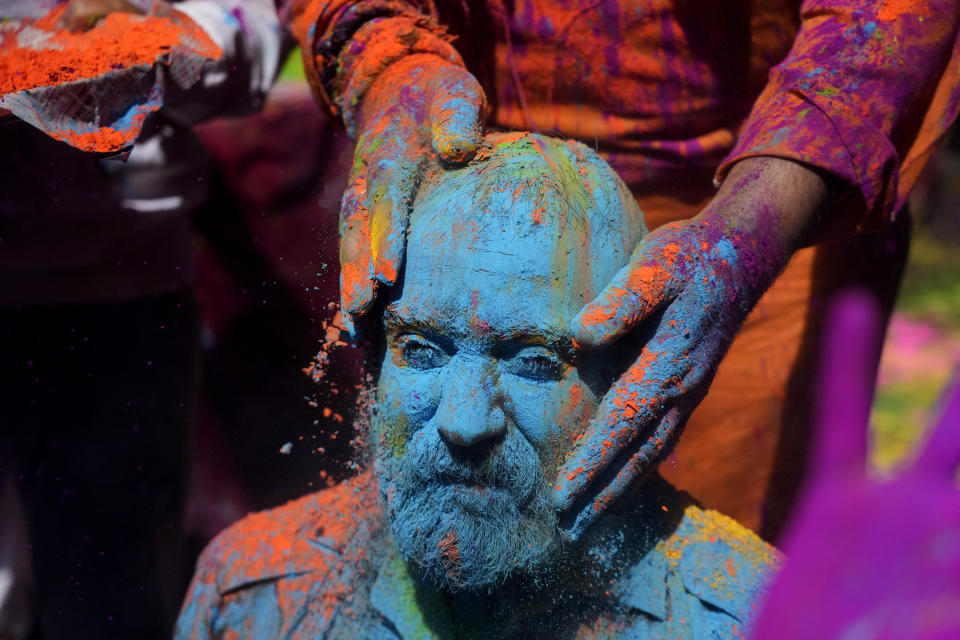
[175,132,780,639]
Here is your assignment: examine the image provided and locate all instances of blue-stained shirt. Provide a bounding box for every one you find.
[175,472,781,639]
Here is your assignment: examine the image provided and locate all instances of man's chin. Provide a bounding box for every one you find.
[383,481,559,592]
[400,520,559,593]
[449,482,513,516]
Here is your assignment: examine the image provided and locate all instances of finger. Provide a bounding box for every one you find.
[812,289,883,478]
[912,370,960,477]
[58,7,98,31]
[359,113,422,286]
[429,68,487,164]
[553,321,696,511]
[570,254,679,348]
[339,171,375,333]
[58,0,143,30]
[559,406,685,541]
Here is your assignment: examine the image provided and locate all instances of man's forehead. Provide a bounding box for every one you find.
[402,273,585,356]
[401,210,598,328]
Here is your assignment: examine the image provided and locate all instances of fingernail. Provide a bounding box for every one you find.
[374,256,399,285]
[558,509,591,542]
[438,138,476,163]
[551,477,582,511]
[571,302,621,347]
[340,263,374,315]
[570,315,600,347]
[551,488,570,511]
[340,313,359,341]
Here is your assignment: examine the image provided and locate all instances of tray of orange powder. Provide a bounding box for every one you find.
[0,4,220,152]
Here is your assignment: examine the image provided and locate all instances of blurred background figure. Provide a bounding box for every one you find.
[0,1,285,637]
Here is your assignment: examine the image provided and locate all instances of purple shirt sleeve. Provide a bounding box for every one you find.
[717,0,960,231]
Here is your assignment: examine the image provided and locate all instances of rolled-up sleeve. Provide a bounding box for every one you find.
[274,0,446,120]
[716,0,960,231]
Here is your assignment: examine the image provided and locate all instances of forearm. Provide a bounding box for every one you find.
[696,157,838,306]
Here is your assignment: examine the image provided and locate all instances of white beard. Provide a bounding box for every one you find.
[375,424,559,591]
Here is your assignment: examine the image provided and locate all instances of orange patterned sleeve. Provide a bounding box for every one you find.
[716,0,960,232]
[276,0,458,125]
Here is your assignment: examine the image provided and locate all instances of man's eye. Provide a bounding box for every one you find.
[503,349,566,381]
[399,338,448,370]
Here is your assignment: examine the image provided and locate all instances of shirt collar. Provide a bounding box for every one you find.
[606,472,686,621]
[370,550,456,640]
[614,546,670,620]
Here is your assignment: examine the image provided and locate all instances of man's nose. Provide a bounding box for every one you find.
[435,358,506,447]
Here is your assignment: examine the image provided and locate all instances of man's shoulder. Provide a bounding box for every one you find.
[196,471,384,595]
[666,504,782,621]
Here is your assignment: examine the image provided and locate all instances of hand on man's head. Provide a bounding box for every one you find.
[553,156,835,539]
[339,54,487,337]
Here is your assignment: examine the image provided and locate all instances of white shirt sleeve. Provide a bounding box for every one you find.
[163,0,290,122]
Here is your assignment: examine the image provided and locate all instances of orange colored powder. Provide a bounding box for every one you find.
[876,0,930,21]
[0,8,220,96]
[54,123,138,151]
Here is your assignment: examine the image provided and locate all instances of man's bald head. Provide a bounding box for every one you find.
[409,131,647,303]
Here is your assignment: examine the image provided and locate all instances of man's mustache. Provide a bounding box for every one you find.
[403,426,541,503]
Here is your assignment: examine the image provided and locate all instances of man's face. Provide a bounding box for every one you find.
[373,196,610,591]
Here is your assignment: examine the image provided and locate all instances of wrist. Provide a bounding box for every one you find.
[307,5,462,135]
[706,156,837,250]
[692,157,836,307]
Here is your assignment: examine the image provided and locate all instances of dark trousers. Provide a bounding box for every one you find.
[0,290,198,640]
